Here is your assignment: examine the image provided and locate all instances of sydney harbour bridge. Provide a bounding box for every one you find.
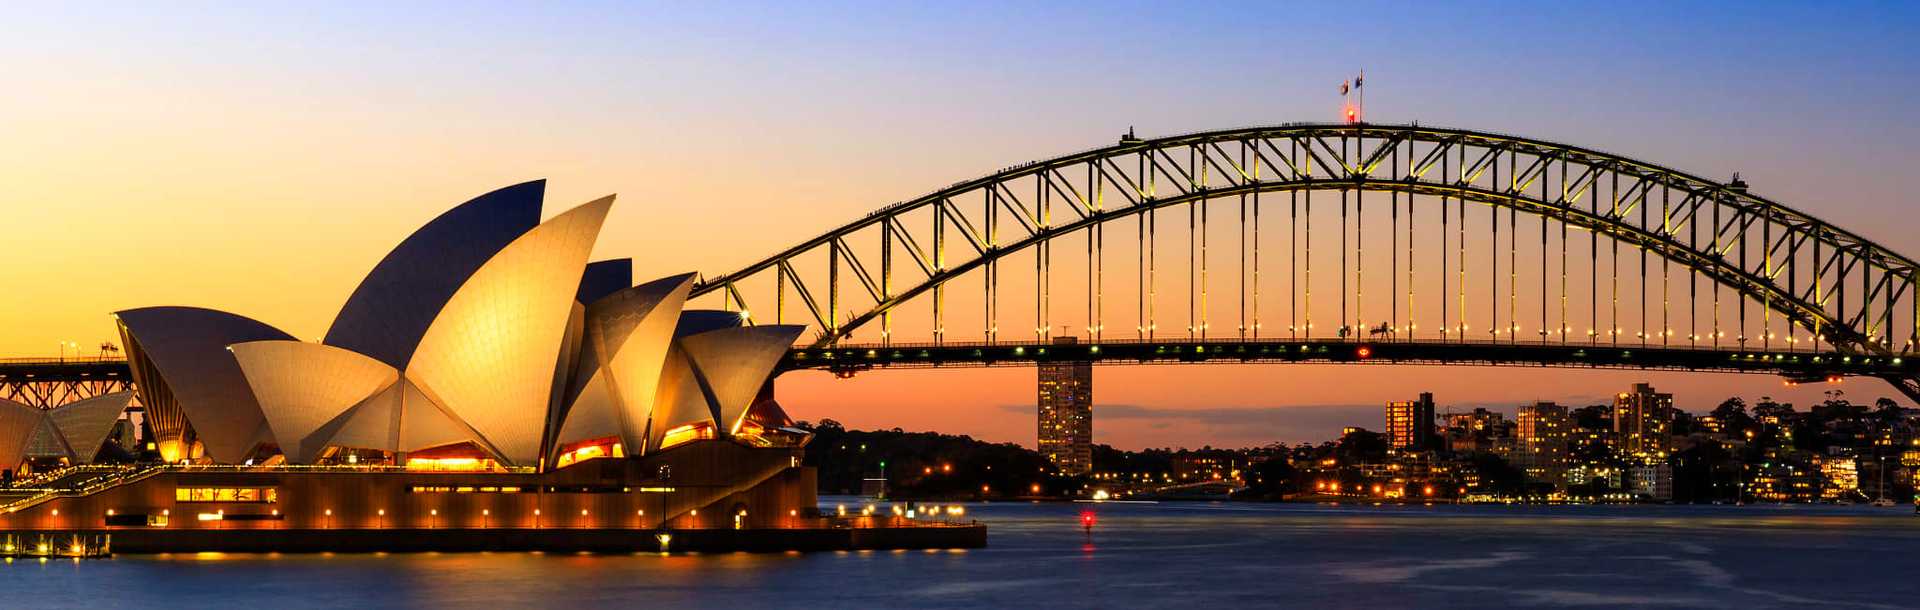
[6,123,1919,406]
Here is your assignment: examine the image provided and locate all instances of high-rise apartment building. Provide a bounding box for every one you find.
[1386,392,1436,451]
[1037,337,1093,475]
[1614,383,1674,461]
[1514,401,1571,488]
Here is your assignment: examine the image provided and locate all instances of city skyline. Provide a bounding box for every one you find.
[7,2,1920,451]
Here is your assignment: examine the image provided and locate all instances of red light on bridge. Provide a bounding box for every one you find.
[1356,346,1373,359]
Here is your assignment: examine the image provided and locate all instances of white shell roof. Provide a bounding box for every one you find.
[115,306,295,463]
[324,180,544,370]
[552,273,697,456]
[404,196,614,465]
[46,392,135,463]
[0,399,44,471]
[231,341,399,464]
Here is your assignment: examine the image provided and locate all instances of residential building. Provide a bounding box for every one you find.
[1386,392,1436,451]
[1037,337,1094,475]
[1514,401,1571,488]
[1614,383,1674,462]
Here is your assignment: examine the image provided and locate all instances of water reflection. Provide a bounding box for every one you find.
[4,499,1917,609]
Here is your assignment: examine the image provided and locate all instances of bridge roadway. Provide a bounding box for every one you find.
[0,357,129,382]
[781,338,1914,384]
[5,341,1916,399]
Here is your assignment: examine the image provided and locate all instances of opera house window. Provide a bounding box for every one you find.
[175,487,278,503]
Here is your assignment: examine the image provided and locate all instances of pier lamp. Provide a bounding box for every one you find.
[377,509,385,529]
[323,509,332,529]
[481,509,490,528]
[534,508,541,528]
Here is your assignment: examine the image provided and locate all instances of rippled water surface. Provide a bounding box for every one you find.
[5,498,1917,609]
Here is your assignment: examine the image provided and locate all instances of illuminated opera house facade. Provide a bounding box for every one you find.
[0,181,972,553]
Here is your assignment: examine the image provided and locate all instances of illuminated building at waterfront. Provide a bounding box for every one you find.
[0,181,981,553]
[1386,392,1435,451]
[1614,383,1674,462]
[1513,402,1570,489]
[1037,337,1093,475]
[1815,453,1859,501]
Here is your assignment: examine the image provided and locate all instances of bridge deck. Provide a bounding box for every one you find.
[782,338,1911,381]
[3,340,1908,386]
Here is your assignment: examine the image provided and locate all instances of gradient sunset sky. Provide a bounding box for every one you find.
[5,2,1918,450]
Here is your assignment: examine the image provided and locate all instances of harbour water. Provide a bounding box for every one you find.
[5,497,1917,609]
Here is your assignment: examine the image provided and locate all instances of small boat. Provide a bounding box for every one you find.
[1870,498,1897,508]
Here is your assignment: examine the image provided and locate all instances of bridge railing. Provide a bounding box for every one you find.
[797,335,1833,354]
[0,356,127,365]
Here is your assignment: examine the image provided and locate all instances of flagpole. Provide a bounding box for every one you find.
[1357,70,1364,122]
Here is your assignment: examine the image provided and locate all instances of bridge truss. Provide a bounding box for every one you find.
[688,123,1920,399]
[0,358,133,408]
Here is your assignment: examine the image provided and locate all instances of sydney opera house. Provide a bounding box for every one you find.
[0,181,980,553]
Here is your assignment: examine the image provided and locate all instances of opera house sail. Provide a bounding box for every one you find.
[0,180,986,554]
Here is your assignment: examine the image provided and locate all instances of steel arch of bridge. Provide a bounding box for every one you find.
[689,123,1920,396]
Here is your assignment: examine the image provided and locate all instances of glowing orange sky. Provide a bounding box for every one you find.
[4,3,1917,449]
